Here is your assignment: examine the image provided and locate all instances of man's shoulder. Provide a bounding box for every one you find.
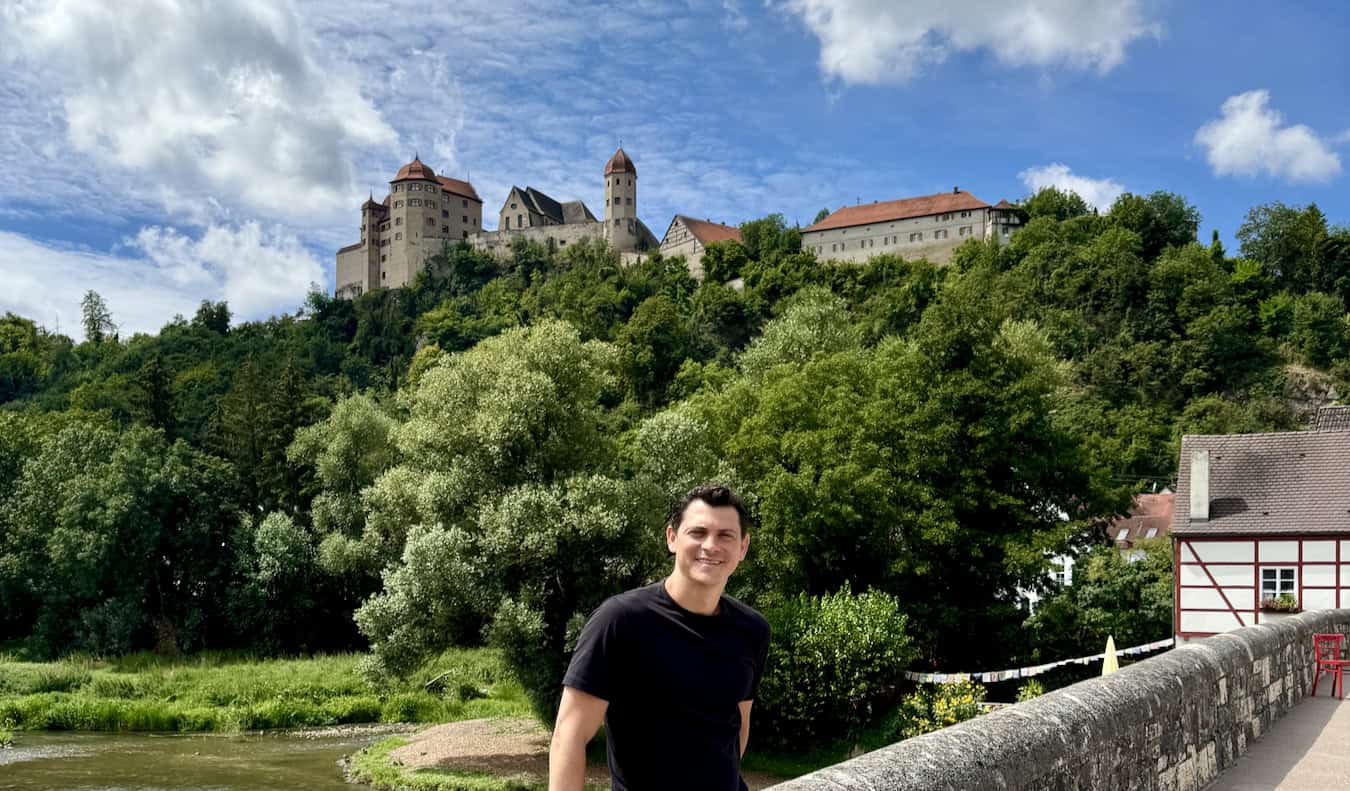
[720,594,770,638]
[590,582,665,622]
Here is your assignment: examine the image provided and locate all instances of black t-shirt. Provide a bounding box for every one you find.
[563,581,770,791]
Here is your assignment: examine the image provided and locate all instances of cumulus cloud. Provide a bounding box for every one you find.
[0,0,395,225]
[1194,90,1341,183]
[0,225,323,339]
[779,0,1157,84]
[1018,163,1125,210]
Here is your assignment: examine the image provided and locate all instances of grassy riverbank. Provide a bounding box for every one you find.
[0,649,531,733]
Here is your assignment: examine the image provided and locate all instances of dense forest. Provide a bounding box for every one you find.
[1,188,1346,739]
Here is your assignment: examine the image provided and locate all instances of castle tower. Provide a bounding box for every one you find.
[604,148,636,222]
[387,155,442,287]
[603,147,639,251]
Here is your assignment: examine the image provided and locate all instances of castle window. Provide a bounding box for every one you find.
[382,271,386,280]
[831,243,837,252]
[960,211,971,218]
[426,217,434,225]
[427,200,436,208]
[462,215,468,223]
[518,214,523,227]
[442,225,449,233]
[614,219,620,226]
[628,179,632,186]
[395,217,403,226]
[442,210,449,218]
[462,199,468,207]
[510,203,517,209]
[395,232,402,240]
[381,254,387,261]
[613,197,620,206]
[409,199,421,206]
[910,232,922,242]
[626,197,632,205]
[959,226,971,236]
[463,231,469,239]
[504,217,510,229]
[393,184,402,192]
[394,200,404,208]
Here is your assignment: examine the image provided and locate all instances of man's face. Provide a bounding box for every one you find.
[666,500,750,590]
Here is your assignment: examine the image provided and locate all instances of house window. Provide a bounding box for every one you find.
[511,202,517,209]
[427,200,436,208]
[395,232,402,240]
[409,199,421,206]
[425,217,434,225]
[1145,528,1158,539]
[504,217,510,229]
[626,197,632,205]
[381,271,386,280]
[909,232,922,242]
[614,197,620,206]
[463,230,469,239]
[1116,529,1129,541]
[518,214,524,227]
[462,215,468,223]
[831,243,837,252]
[462,199,468,207]
[394,200,404,208]
[959,226,971,236]
[393,184,402,192]
[395,217,403,225]
[442,225,449,233]
[381,254,387,262]
[443,210,449,218]
[960,211,971,218]
[1262,568,1296,599]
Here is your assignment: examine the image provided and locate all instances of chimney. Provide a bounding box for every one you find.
[1190,449,1210,522]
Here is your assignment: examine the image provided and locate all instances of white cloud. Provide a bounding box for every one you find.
[1194,90,1341,183]
[779,0,1157,84]
[0,225,323,339]
[1018,163,1125,210]
[0,0,395,226]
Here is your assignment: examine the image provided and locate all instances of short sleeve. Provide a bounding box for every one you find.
[745,619,770,701]
[562,599,622,701]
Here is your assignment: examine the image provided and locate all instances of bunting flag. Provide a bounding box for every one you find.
[901,637,1175,683]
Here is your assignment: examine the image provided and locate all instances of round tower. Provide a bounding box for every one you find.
[388,155,443,286]
[604,147,636,223]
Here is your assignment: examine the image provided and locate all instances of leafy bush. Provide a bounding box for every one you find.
[755,587,917,750]
[883,680,986,740]
[1015,678,1045,703]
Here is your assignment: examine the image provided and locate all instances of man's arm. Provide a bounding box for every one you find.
[549,686,608,791]
[738,700,754,757]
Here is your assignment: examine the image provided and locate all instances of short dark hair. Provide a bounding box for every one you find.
[668,484,751,536]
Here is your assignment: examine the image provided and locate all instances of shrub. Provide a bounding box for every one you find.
[755,586,917,751]
[1015,678,1045,703]
[883,680,987,740]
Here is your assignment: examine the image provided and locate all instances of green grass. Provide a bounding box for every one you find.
[347,737,547,791]
[0,648,531,733]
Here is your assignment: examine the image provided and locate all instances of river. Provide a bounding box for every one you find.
[0,729,390,790]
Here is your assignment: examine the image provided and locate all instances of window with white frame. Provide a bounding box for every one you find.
[1261,568,1296,599]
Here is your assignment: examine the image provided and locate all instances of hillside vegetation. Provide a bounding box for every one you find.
[1,189,1346,746]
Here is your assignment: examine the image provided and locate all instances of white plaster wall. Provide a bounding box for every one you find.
[1304,541,1337,562]
[1180,588,1231,609]
[1302,589,1337,609]
[1259,541,1300,562]
[1303,565,1337,587]
[1187,542,1254,563]
[1342,565,1350,587]
[1180,564,1253,587]
[1181,610,1243,633]
[803,206,1020,265]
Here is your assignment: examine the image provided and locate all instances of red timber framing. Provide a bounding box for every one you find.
[1174,535,1349,642]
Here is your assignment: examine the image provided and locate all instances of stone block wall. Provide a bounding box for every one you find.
[772,609,1350,791]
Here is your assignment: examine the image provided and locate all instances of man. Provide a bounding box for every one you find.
[549,484,770,791]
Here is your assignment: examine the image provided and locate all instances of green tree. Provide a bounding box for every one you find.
[191,300,232,335]
[1107,191,1200,260]
[812,207,832,225]
[354,322,663,724]
[80,290,116,344]
[700,240,750,283]
[615,295,691,407]
[1237,202,1329,292]
[1022,186,1091,222]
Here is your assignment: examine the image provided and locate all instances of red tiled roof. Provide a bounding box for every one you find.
[1106,493,1174,546]
[393,157,436,182]
[605,147,636,176]
[437,175,481,202]
[1172,430,1350,536]
[993,199,1015,209]
[804,190,992,233]
[680,215,741,246]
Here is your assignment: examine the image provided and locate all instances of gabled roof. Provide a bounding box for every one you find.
[803,190,992,233]
[1171,430,1350,536]
[437,175,481,202]
[560,200,596,224]
[524,187,565,224]
[671,215,741,246]
[1106,493,1174,546]
[1314,405,1350,432]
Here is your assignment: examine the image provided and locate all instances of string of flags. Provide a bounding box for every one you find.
[902,637,1175,684]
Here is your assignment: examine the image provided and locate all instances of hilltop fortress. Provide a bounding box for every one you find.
[335,148,658,298]
[335,148,1022,298]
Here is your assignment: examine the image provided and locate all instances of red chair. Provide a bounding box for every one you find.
[1312,633,1348,699]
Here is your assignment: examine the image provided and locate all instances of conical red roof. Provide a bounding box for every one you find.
[604,147,636,176]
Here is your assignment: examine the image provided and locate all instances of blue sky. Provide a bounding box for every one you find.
[1,0,1347,337]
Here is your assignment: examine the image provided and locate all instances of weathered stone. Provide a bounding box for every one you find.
[771,610,1350,791]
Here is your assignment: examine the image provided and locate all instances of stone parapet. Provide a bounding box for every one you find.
[772,609,1350,791]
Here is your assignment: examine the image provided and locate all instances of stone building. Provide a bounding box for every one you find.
[801,188,1022,265]
[658,215,742,280]
[468,147,658,260]
[334,156,483,299]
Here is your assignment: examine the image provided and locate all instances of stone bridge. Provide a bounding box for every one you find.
[774,610,1350,791]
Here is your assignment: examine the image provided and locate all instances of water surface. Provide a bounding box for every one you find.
[0,729,387,790]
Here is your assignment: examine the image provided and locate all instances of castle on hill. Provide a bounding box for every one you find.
[335,147,1025,299]
[335,148,658,298]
